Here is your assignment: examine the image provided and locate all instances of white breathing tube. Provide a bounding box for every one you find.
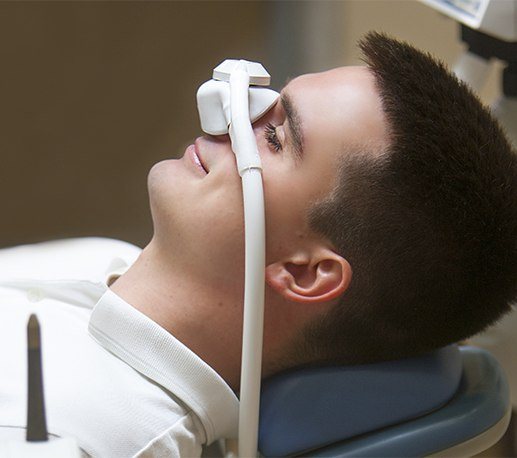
[197,60,279,457]
[230,64,266,458]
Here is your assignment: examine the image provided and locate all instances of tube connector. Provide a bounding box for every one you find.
[229,62,263,175]
[213,59,272,86]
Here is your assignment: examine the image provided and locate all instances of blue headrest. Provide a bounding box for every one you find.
[259,345,462,457]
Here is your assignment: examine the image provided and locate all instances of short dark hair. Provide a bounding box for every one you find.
[302,32,517,365]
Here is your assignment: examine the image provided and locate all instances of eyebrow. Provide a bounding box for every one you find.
[280,92,304,161]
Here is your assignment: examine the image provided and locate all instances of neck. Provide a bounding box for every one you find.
[109,238,243,391]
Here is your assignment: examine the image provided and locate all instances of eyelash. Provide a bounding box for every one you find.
[265,122,282,152]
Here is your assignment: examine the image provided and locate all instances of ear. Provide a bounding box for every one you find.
[265,248,352,304]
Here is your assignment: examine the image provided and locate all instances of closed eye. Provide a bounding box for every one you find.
[265,122,282,152]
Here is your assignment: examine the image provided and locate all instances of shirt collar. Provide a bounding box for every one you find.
[88,288,239,443]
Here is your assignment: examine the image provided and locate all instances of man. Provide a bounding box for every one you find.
[1,32,516,457]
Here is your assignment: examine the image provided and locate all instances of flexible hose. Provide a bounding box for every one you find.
[229,61,266,458]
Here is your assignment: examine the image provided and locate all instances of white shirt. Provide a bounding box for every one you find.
[0,237,239,457]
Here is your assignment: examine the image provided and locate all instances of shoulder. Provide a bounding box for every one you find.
[134,411,204,458]
[0,237,142,281]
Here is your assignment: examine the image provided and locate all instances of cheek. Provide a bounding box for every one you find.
[263,177,309,261]
[186,187,246,287]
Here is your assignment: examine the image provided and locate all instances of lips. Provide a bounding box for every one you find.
[187,143,208,175]
[194,138,209,173]
[193,147,208,174]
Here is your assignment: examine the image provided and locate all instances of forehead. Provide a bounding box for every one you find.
[286,65,372,89]
[281,66,389,159]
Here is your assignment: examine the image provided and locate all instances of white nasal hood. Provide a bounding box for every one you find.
[196,60,280,135]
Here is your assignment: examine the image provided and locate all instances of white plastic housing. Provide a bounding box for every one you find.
[419,0,517,41]
[197,80,279,136]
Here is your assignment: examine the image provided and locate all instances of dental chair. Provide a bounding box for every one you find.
[258,345,510,457]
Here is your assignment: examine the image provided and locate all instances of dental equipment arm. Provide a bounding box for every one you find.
[197,60,279,458]
[419,0,517,148]
[459,23,517,147]
[453,50,491,93]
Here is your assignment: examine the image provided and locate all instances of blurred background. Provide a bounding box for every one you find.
[0,1,501,249]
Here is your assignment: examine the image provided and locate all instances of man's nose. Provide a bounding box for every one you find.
[204,126,263,154]
[200,133,234,158]
[206,132,230,143]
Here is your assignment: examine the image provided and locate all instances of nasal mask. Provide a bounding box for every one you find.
[196,60,279,457]
[197,60,279,173]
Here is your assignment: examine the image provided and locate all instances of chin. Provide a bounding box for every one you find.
[148,159,173,186]
[147,161,178,229]
[147,158,182,196]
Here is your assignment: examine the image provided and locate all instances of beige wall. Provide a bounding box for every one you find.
[0,2,267,248]
[0,1,502,249]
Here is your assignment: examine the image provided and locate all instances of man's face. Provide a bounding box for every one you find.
[147,66,388,293]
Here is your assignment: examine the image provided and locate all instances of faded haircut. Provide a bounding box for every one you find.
[300,32,517,365]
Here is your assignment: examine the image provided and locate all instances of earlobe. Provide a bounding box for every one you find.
[265,250,352,304]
